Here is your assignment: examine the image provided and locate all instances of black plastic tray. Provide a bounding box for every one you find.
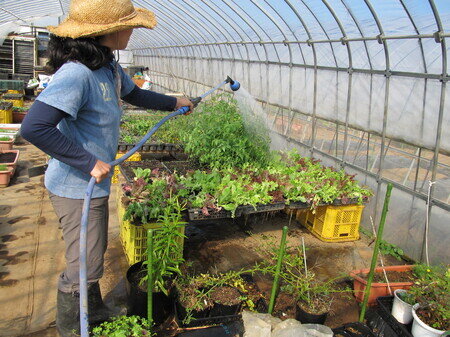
[174,302,242,328]
[332,322,376,337]
[376,296,413,337]
[117,142,183,153]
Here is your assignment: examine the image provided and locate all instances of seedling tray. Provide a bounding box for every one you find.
[117,142,183,153]
[376,296,413,337]
[188,202,285,221]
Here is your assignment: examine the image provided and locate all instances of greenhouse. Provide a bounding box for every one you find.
[0,0,448,336]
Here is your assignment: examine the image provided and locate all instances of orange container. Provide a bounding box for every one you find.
[349,265,415,306]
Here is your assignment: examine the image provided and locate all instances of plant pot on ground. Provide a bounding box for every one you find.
[126,261,173,327]
[12,107,28,123]
[0,136,13,150]
[0,164,13,187]
[408,264,449,336]
[391,289,415,325]
[349,265,415,305]
[0,150,19,175]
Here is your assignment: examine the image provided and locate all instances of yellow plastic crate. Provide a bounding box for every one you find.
[7,90,22,94]
[4,99,23,108]
[296,204,364,242]
[111,151,141,183]
[121,218,186,265]
[0,109,12,123]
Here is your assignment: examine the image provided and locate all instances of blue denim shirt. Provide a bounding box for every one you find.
[37,61,135,199]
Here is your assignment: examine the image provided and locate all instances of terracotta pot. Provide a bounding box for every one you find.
[12,111,27,123]
[349,265,414,306]
[0,137,14,150]
[0,166,13,187]
[0,150,19,176]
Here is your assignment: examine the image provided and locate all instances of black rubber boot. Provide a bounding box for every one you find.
[88,282,125,324]
[56,290,80,337]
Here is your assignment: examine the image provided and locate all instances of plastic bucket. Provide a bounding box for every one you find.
[392,289,414,324]
[411,304,445,337]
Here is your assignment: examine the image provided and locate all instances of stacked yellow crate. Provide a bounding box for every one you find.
[0,101,13,123]
[296,204,364,242]
[111,151,141,183]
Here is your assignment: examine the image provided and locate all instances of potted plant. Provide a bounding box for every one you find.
[408,264,449,336]
[0,164,13,187]
[0,149,19,175]
[349,264,415,305]
[12,106,28,123]
[126,199,186,327]
[391,289,416,324]
[91,315,151,337]
[258,244,350,324]
[174,270,259,326]
[0,136,13,150]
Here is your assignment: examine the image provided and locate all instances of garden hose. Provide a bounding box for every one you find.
[78,77,240,337]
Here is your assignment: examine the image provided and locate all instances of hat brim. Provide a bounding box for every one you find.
[47,8,156,39]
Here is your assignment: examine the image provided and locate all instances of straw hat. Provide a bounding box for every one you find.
[48,0,156,39]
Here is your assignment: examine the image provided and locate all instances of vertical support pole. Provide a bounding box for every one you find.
[147,229,154,330]
[359,183,393,322]
[268,226,288,314]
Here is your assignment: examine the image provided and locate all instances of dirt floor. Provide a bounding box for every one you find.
[1,140,406,337]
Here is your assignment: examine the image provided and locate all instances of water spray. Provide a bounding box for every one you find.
[78,77,240,337]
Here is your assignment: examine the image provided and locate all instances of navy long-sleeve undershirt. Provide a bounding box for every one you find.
[21,85,178,174]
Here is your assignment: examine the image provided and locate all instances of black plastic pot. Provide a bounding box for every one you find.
[295,304,328,324]
[209,302,241,317]
[126,261,173,326]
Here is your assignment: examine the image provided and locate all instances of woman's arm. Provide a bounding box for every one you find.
[122,85,194,112]
[21,101,110,182]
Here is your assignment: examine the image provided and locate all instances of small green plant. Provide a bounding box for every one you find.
[258,244,350,315]
[91,315,152,337]
[360,228,405,260]
[397,290,416,305]
[175,269,258,325]
[408,264,450,330]
[0,164,8,171]
[0,136,12,141]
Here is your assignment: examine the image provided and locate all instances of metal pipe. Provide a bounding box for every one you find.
[268,226,288,314]
[359,183,393,322]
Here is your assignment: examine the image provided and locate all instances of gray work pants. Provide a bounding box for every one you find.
[49,192,109,293]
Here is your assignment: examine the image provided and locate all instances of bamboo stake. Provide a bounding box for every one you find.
[147,229,154,331]
[359,183,393,322]
[268,226,288,314]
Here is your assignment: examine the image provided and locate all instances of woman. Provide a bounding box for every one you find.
[21,0,193,335]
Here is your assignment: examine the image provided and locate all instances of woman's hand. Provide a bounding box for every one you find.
[175,97,194,114]
[90,160,111,183]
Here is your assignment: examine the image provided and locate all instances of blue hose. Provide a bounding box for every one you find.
[79,106,189,336]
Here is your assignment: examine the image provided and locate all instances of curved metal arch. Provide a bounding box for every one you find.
[197,0,245,63]
[156,0,217,57]
[298,0,339,68]
[340,0,372,70]
[222,0,267,62]
[398,0,427,73]
[363,0,390,70]
[198,0,255,90]
[228,0,281,63]
[249,0,288,63]
[322,0,352,68]
[262,0,306,64]
[163,0,231,60]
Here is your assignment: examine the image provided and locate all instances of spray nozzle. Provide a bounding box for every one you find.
[226,76,241,91]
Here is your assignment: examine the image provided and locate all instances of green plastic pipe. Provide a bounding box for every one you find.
[147,229,154,330]
[359,183,393,322]
[268,226,288,314]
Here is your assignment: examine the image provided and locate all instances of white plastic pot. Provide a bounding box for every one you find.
[392,289,414,324]
[411,303,445,337]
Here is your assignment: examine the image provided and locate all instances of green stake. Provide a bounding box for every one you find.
[359,183,393,322]
[268,226,288,314]
[147,229,154,331]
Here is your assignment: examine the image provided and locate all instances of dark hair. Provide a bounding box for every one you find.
[45,34,114,74]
